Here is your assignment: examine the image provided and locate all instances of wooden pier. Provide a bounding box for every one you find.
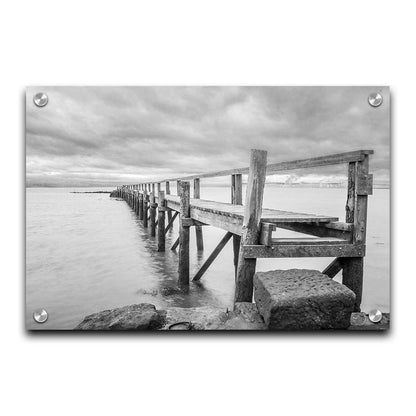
[112,149,373,311]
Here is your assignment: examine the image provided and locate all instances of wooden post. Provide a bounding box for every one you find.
[342,156,369,311]
[234,150,267,303]
[166,181,172,222]
[157,191,166,251]
[193,178,204,251]
[143,189,148,228]
[138,192,143,220]
[232,174,243,277]
[150,192,157,237]
[178,181,190,286]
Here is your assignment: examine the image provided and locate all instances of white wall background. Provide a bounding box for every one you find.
[1,1,413,415]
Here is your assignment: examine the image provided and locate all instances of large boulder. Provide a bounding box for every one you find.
[254,269,356,330]
[75,303,166,330]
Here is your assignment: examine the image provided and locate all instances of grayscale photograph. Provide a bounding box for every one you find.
[26,86,390,331]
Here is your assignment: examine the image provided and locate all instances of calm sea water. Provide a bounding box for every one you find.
[26,186,390,329]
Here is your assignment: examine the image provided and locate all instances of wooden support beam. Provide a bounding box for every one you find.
[166,181,172,222]
[322,258,344,278]
[165,211,179,234]
[143,190,148,228]
[138,193,144,220]
[235,150,267,302]
[193,232,233,281]
[150,193,157,237]
[194,178,204,251]
[171,236,180,251]
[276,222,352,241]
[342,154,370,312]
[231,174,243,277]
[178,181,190,286]
[259,222,276,246]
[242,243,365,258]
[157,191,166,251]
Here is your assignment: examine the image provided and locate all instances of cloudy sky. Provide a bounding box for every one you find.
[26,86,389,187]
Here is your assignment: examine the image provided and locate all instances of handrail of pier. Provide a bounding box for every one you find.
[125,149,373,186]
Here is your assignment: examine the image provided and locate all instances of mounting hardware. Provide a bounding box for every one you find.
[368,309,382,323]
[33,92,48,107]
[368,92,383,107]
[33,308,48,323]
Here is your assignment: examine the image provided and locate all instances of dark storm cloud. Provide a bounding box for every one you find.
[26,86,390,187]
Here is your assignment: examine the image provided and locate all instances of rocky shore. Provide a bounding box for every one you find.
[75,302,389,331]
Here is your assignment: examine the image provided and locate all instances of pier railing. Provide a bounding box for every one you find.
[113,149,373,311]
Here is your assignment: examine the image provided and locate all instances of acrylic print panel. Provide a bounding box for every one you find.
[25,86,390,331]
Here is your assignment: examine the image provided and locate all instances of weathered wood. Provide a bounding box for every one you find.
[181,218,208,227]
[157,191,166,251]
[193,232,233,281]
[276,222,352,241]
[322,258,344,278]
[259,222,276,246]
[346,162,357,223]
[150,194,157,237]
[165,181,172,222]
[138,193,144,220]
[155,150,374,183]
[271,237,348,245]
[342,154,370,312]
[165,211,179,234]
[242,243,365,259]
[178,181,190,286]
[356,173,373,196]
[342,257,363,312]
[235,149,268,302]
[193,178,204,251]
[143,190,148,228]
[171,236,180,251]
[232,174,243,277]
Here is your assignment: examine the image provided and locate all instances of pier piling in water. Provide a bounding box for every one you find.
[178,181,190,286]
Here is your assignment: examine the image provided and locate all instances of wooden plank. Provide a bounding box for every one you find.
[165,211,178,234]
[271,237,348,245]
[276,222,352,241]
[138,193,144,220]
[178,181,190,286]
[259,222,276,246]
[343,257,363,312]
[145,150,373,183]
[235,149,268,302]
[232,174,243,277]
[165,181,172,222]
[356,174,373,195]
[157,191,166,252]
[149,193,157,237]
[143,189,148,228]
[191,207,243,235]
[346,162,357,223]
[194,178,204,251]
[192,232,233,281]
[242,243,365,258]
[322,258,344,278]
[171,236,180,251]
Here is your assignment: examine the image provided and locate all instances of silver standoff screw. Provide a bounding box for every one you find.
[33,308,48,324]
[368,92,383,107]
[33,92,48,107]
[368,309,383,323]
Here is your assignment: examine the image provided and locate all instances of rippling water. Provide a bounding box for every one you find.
[26,186,390,329]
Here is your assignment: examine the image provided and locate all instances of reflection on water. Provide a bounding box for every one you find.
[26,186,390,329]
